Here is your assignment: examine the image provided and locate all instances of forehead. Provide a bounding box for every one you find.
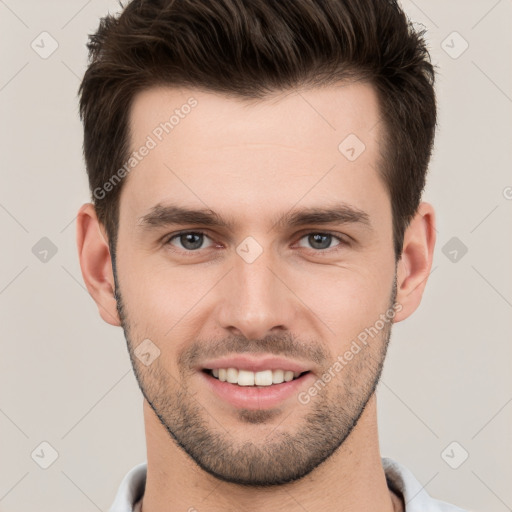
[121,82,386,227]
[129,82,381,150]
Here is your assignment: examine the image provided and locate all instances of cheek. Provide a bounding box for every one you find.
[118,238,395,349]
[302,264,394,348]
[119,258,212,342]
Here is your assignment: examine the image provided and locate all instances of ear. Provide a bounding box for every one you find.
[393,201,436,323]
[76,203,121,326]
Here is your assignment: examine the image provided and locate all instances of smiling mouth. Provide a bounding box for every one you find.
[202,368,311,387]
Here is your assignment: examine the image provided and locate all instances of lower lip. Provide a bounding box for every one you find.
[200,370,314,410]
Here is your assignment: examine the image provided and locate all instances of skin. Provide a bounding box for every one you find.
[76,82,435,512]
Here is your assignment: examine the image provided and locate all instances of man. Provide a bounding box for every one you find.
[76,0,467,510]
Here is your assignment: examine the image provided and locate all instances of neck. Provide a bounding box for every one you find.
[139,395,400,512]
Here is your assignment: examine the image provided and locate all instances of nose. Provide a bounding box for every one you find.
[216,245,298,341]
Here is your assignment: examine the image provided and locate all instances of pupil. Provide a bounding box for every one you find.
[182,233,203,250]
[310,233,330,250]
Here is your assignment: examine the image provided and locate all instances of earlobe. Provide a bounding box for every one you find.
[393,202,436,323]
[76,203,121,326]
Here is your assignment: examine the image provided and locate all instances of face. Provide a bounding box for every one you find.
[113,83,398,486]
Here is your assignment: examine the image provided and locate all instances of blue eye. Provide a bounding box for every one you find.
[164,230,347,255]
[297,232,343,251]
[167,232,214,251]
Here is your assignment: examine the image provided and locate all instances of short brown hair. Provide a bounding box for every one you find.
[79,0,436,260]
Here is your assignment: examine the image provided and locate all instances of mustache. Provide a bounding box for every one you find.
[179,333,328,369]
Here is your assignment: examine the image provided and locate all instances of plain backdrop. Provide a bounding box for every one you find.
[0,1,511,511]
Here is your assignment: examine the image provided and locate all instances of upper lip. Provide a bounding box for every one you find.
[200,355,311,374]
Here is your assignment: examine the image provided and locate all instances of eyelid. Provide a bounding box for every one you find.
[294,229,352,244]
[163,230,217,250]
[293,230,350,253]
[163,229,351,255]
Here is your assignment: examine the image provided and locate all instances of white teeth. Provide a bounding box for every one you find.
[226,368,238,384]
[272,369,284,383]
[284,370,294,382]
[254,370,273,386]
[237,369,254,386]
[208,367,306,386]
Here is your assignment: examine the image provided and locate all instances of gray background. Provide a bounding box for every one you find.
[1,1,511,511]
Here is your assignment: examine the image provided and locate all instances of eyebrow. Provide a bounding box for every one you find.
[136,202,372,232]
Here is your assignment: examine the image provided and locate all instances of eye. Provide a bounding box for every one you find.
[165,231,214,252]
[163,230,349,255]
[296,232,346,252]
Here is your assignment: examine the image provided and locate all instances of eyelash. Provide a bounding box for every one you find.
[162,230,350,256]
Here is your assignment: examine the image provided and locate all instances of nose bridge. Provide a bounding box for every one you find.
[217,241,294,339]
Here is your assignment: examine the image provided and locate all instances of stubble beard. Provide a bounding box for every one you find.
[114,265,396,486]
